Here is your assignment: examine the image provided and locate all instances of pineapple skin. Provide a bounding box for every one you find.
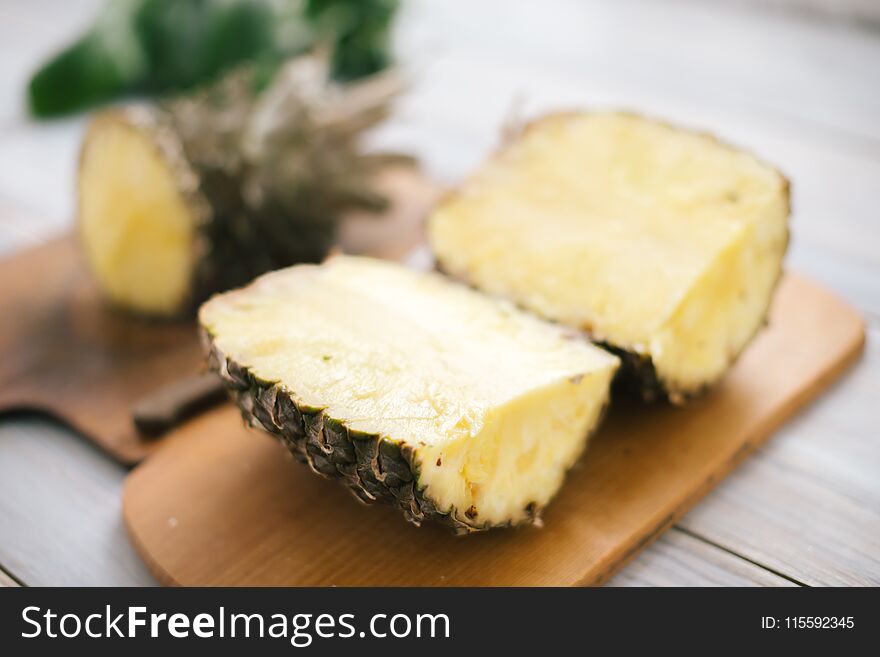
[594,341,705,404]
[431,112,791,404]
[204,331,560,535]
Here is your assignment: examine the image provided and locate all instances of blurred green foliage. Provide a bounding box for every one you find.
[28,0,399,118]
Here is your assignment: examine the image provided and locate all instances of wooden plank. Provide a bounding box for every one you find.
[121,274,864,586]
[678,327,880,586]
[720,0,880,24]
[607,528,797,587]
[0,566,20,587]
[0,416,155,586]
[0,402,805,589]
[397,0,880,145]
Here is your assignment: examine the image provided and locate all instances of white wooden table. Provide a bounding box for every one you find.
[0,0,877,587]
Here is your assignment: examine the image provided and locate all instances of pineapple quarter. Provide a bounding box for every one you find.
[428,112,790,401]
[200,256,618,532]
[79,112,198,317]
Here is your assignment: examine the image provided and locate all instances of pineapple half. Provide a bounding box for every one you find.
[428,112,790,402]
[77,105,336,319]
[200,256,618,533]
[77,58,402,318]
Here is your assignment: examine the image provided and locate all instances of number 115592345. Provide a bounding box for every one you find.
[762,616,854,630]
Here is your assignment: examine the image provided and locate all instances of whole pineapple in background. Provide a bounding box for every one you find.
[78,56,405,317]
[200,256,619,533]
[428,113,790,403]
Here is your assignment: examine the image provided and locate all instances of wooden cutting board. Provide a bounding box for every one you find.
[0,236,202,463]
[122,273,865,586]
[0,168,441,464]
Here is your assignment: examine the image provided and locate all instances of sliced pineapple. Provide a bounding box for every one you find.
[200,256,618,532]
[428,112,790,402]
[77,59,402,318]
[78,109,204,317]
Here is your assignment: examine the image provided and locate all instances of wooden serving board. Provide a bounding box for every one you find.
[0,169,441,464]
[123,273,865,586]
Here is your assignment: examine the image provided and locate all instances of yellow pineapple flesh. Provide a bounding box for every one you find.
[428,112,790,400]
[78,112,198,317]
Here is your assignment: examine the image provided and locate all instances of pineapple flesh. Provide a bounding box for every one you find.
[79,110,202,317]
[428,112,790,402]
[200,256,618,532]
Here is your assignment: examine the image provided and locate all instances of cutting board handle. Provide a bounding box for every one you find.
[132,373,227,437]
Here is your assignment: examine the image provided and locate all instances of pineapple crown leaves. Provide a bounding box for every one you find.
[160,54,408,230]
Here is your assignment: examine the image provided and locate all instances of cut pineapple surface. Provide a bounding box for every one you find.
[79,113,195,316]
[200,256,618,532]
[428,112,790,401]
[79,110,199,317]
